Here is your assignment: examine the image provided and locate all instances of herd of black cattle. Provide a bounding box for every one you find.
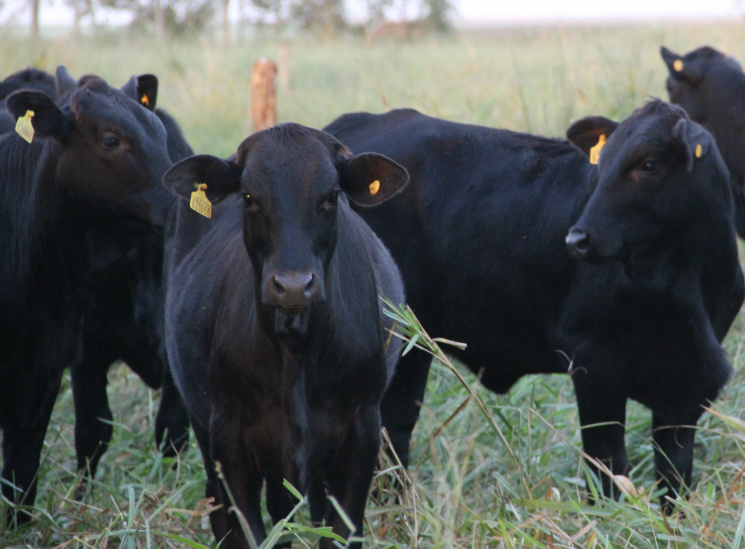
[0,44,743,547]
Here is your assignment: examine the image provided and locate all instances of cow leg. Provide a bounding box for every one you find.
[191,419,229,544]
[265,475,294,549]
[70,354,114,495]
[210,415,265,549]
[380,349,431,467]
[572,361,628,502]
[652,406,702,513]
[154,368,190,458]
[323,404,381,549]
[2,375,61,527]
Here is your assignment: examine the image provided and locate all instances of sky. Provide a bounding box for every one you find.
[24,0,745,26]
[454,0,741,23]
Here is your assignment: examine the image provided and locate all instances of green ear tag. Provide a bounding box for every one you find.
[190,183,212,219]
[15,110,35,143]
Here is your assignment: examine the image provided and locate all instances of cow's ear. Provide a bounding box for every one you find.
[164,154,242,205]
[337,152,409,207]
[55,65,77,96]
[566,116,619,162]
[121,74,158,111]
[6,89,71,141]
[660,46,700,85]
[672,117,712,172]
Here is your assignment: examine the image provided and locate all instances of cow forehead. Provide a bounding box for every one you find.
[71,85,167,141]
[242,136,339,195]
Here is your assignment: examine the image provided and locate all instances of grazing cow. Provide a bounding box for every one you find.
[52,67,193,487]
[0,74,174,526]
[0,68,57,133]
[163,123,408,548]
[661,45,745,237]
[324,100,744,510]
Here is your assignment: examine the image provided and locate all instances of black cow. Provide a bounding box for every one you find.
[661,45,745,237]
[51,67,193,489]
[0,68,57,133]
[163,123,408,548]
[324,100,744,510]
[0,74,174,526]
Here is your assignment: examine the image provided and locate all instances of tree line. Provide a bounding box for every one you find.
[21,0,456,39]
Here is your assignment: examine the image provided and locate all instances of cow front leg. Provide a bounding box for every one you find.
[324,404,381,549]
[155,367,190,458]
[2,375,61,527]
[572,362,629,502]
[211,414,265,549]
[652,406,703,513]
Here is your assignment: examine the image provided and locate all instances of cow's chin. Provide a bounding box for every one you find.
[274,308,312,352]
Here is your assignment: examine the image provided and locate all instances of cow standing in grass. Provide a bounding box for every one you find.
[325,100,744,510]
[163,123,408,548]
[0,75,173,526]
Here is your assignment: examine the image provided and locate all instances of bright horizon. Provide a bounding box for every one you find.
[17,0,745,27]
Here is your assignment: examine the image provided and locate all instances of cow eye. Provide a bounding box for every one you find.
[243,194,260,213]
[320,190,339,212]
[102,134,120,149]
[640,160,659,174]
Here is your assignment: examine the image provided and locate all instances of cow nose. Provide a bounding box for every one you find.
[566,227,592,260]
[271,271,318,309]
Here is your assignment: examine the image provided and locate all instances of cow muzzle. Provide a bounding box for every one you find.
[565,227,596,262]
[264,270,324,312]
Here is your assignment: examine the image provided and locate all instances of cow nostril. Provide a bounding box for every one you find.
[303,274,315,297]
[273,275,288,295]
[566,228,592,258]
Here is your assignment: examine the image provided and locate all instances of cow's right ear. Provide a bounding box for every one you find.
[6,89,71,141]
[337,152,409,207]
[164,154,242,205]
[566,116,619,162]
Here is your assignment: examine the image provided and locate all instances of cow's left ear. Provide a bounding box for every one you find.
[566,116,619,162]
[672,117,712,172]
[337,152,409,207]
[6,89,72,141]
[164,154,242,205]
[660,46,700,85]
[121,74,158,111]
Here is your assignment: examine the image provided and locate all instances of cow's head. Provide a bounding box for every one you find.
[661,45,744,127]
[565,100,730,293]
[164,123,408,340]
[5,72,173,266]
[0,67,57,101]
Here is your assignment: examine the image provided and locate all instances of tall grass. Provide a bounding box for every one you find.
[2,20,745,548]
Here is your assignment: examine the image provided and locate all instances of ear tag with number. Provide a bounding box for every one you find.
[190,183,212,219]
[369,180,380,195]
[15,110,35,143]
[695,144,703,158]
[589,134,606,165]
[673,59,684,72]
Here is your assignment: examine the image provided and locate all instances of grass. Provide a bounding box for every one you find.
[3,19,745,548]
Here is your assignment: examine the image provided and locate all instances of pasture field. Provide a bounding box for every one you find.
[3,20,745,549]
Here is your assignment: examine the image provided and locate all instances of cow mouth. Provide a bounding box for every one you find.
[274,308,312,350]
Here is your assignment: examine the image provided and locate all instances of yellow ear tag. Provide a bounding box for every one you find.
[140,94,150,107]
[589,134,606,165]
[190,183,212,219]
[15,110,34,143]
[369,180,380,195]
[695,144,702,158]
[673,59,684,72]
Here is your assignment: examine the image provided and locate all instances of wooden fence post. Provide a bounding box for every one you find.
[251,58,277,132]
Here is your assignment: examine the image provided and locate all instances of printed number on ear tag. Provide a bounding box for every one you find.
[15,110,35,144]
[369,180,380,195]
[589,134,606,165]
[190,183,212,218]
